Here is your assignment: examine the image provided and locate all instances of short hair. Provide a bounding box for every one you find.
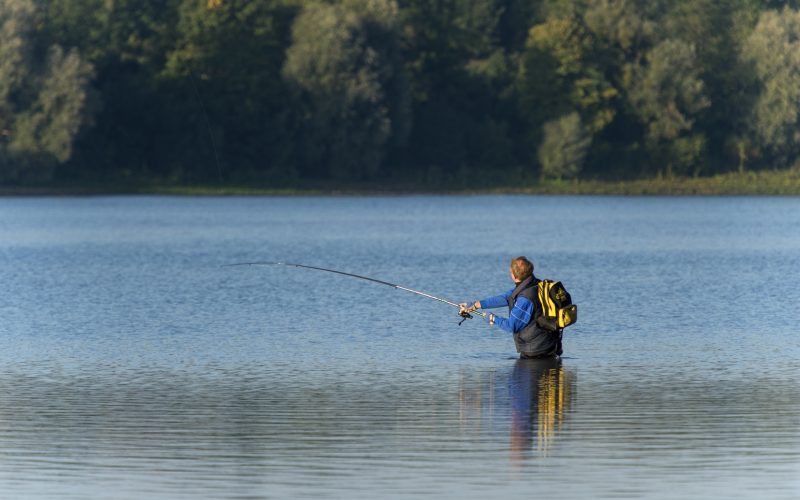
[510,256,533,281]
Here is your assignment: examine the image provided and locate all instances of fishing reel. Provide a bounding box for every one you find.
[458,309,473,326]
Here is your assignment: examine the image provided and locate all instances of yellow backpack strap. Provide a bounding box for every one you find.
[538,280,553,317]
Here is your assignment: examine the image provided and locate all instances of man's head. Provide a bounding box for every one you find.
[510,256,533,283]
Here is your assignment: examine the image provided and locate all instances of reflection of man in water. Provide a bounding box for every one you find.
[510,357,571,461]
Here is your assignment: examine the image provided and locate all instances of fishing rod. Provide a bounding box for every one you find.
[224,261,486,325]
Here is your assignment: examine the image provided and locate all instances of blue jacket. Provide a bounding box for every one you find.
[479,289,535,333]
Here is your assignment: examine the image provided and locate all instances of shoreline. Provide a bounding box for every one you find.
[2,168,800,196]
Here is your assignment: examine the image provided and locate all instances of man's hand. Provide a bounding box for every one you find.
[459,301,480,314]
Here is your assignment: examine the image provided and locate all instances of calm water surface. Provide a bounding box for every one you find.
[0,195,798,499]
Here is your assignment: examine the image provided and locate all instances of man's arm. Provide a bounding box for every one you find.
[485,296,535,333]
[476,287,514,309]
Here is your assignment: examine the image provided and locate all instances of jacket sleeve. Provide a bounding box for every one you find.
[478,287,514,309]
[487,296,535,333]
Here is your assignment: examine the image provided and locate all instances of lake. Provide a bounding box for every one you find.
[0,195,798,499]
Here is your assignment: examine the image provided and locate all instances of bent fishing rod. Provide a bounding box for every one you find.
[224,261,485,325]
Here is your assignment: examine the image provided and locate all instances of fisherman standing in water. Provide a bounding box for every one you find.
[460,256,562,359]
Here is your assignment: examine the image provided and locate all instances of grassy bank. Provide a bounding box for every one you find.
[515,167,800,195]
[3,167,800,196]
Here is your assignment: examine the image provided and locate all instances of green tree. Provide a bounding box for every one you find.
[741,7,800,167]
[0,0,93,182]
[284,0,411,180]
[582,0,657,55]
[162,0,300,181]
[516,7,625,177]
[538,111,591,180]
[626,39,710,175]
[40,0,183,182]
[396,0,527,178]
[0,0,33,111]
[518,1,720,179]
[11,47,93,163]
[519,11,623,130]
[661,0,762,173]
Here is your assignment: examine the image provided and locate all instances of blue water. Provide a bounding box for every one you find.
[0,195,798,499]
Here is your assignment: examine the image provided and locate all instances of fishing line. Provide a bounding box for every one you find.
[224,261,485,324]
[188,68,223,183]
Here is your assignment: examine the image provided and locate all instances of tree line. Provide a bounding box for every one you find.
[2,0,800,187]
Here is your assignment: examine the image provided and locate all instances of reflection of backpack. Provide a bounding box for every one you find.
[535,279,577,331]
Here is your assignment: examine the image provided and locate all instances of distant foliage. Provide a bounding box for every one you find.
[538,112,591,180]
[159,0,299,180]
[628,40,709,142]
[6,0,800,186]
[741,7,800,167]
[0,0,93,182]
[283,0,410,180]
[0,0,33,111]
[626,39,710,175]
[11,47,93,163]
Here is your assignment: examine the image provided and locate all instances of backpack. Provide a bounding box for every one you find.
[535,279,577,332]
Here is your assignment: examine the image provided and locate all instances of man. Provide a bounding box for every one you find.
[460,256,562,359]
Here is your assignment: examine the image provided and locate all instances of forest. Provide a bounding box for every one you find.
[2,0,800,190]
